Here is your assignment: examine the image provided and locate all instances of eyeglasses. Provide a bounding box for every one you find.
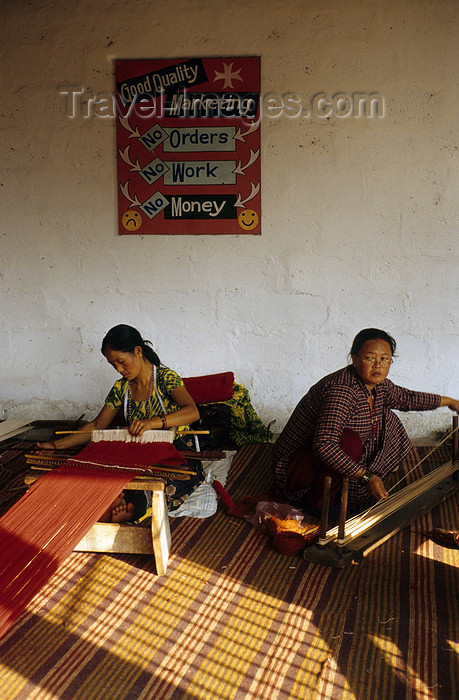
[358,356,393,367]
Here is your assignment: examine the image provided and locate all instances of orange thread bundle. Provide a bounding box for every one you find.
[212,481,320,556]
[266,516,320,555]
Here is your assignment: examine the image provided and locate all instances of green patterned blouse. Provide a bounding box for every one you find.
[105,367,185,425]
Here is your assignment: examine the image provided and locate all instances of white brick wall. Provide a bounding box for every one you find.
[2,0,458,441]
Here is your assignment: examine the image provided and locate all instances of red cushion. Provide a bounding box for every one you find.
[183,372,234,404]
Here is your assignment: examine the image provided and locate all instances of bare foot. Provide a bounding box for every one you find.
[36,442,56,450]
[111,502,135,523]
[99,492,126,522]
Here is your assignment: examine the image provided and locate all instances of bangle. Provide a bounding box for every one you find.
[50,441,57,451]
[161,414,168,429]
[358,469,373,485]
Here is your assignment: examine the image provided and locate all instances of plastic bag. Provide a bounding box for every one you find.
[246,501,313,534]
[247,501,320,555]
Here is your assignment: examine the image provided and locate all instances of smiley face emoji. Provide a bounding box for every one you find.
[238,208,259,231]
[122,210,143,231]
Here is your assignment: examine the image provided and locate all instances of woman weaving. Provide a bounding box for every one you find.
[38,324,204,522]
[272,328,459,517]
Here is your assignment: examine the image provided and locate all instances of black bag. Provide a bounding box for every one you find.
[192,403,232,449]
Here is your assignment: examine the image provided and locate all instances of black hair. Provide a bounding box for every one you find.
[101,324,160,366]
[349,328,397,357]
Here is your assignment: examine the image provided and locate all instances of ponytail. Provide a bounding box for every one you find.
[141,339,161,367]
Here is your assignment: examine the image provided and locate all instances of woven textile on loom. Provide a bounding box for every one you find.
[0,439,184,639]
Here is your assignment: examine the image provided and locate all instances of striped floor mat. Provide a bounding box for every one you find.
[0,444,457,699]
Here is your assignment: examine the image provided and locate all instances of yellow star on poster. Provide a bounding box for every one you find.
[214,62,243,89]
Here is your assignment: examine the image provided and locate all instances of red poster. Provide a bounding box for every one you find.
[115,56,261,235]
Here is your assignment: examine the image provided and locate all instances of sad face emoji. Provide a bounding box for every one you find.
[122,210,143,231]
[238,209,259,231]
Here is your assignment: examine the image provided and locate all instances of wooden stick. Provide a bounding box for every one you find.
[26,451,71,459]
[318,476,332,546]
[452,416,458,478]
[55,430,210,435]
[54,430,94,434]
[26,460,68,469]
[337,477,349,544]
[69,456,197,475]
[31,462,196,477]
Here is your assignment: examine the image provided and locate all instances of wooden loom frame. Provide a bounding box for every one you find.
[21,427,212,576]
[74,476,171,576]
[23,472,171,576]
[303,416,459,568]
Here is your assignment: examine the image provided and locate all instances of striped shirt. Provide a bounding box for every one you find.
[272,365,441,507]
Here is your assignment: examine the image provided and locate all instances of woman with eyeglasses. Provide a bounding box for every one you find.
[272,328,459,516]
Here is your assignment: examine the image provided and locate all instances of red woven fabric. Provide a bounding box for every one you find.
[74,440,186,468]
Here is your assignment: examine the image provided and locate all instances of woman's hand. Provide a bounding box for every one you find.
[127,385,200,437]
[128,418,159,437]
[366,475,388,500]
[35,405,119,451]
[440,396,459,413]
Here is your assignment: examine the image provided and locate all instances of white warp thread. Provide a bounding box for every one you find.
[91,428,174,444]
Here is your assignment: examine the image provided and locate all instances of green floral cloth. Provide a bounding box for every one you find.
[214,382,270,447]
